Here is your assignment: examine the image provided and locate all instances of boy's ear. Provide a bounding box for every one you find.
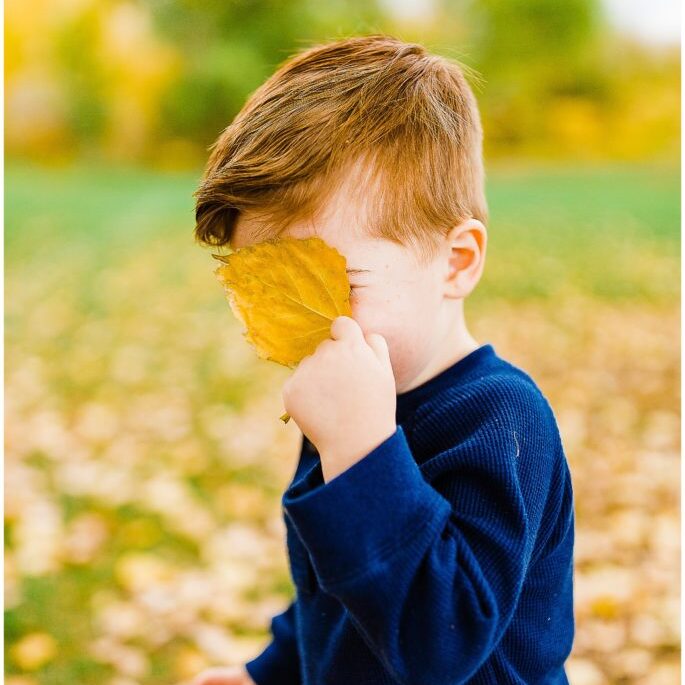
[443,218,487,299]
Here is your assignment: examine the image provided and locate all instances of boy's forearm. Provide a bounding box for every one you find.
[318,421,396,483]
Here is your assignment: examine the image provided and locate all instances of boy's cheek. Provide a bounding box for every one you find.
[383,316,441,392]
[372,327,422,391]
[390,337,428,391]
[351,300,426,390]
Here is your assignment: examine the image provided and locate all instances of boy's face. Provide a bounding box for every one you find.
[229,167,483,394]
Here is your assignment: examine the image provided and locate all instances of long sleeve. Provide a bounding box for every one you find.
[281,386,561,685]
[244,599,301,685]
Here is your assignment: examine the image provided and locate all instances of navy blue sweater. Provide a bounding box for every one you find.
[245,343,575,685]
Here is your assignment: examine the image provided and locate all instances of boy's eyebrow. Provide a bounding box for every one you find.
[346,268,371,273]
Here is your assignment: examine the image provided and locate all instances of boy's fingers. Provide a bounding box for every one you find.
[189,665,248,685]
[329,315,364,344]
[330,317,392,370]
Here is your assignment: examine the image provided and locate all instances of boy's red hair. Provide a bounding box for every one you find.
[194,34,487,265]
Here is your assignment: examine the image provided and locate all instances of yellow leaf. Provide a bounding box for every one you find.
[213,236,352,423]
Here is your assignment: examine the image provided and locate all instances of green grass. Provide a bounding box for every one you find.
[6,158,679,304]
[480,159,680,302]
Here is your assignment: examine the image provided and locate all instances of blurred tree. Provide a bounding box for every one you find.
[4,0,679,165]
[148,0,386,152]
[458,0,614,157]
[468,0,601,71]
[53,7,110,153]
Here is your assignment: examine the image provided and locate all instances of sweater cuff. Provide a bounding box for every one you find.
[244,635,300,685]
[282,425,451,588]
[243,603,301,685]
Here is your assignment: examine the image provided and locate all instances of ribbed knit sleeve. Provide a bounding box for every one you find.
[244,600,301,685]
[282,380,561,685]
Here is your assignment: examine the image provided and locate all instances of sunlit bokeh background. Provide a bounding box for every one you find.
[5,1,680,684]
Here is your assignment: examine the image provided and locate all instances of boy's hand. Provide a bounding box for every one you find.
[282,315,397,482]
[189,664,256,685]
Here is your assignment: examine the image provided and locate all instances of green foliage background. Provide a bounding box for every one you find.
[5,0,679,165]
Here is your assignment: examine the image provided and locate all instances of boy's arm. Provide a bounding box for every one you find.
[243,435,314,685]
[244,599,301,685]
[282,385,570,685]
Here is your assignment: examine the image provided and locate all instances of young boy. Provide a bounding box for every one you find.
[191,34,575,685]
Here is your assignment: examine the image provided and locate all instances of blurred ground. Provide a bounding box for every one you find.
[4,159,680,684]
